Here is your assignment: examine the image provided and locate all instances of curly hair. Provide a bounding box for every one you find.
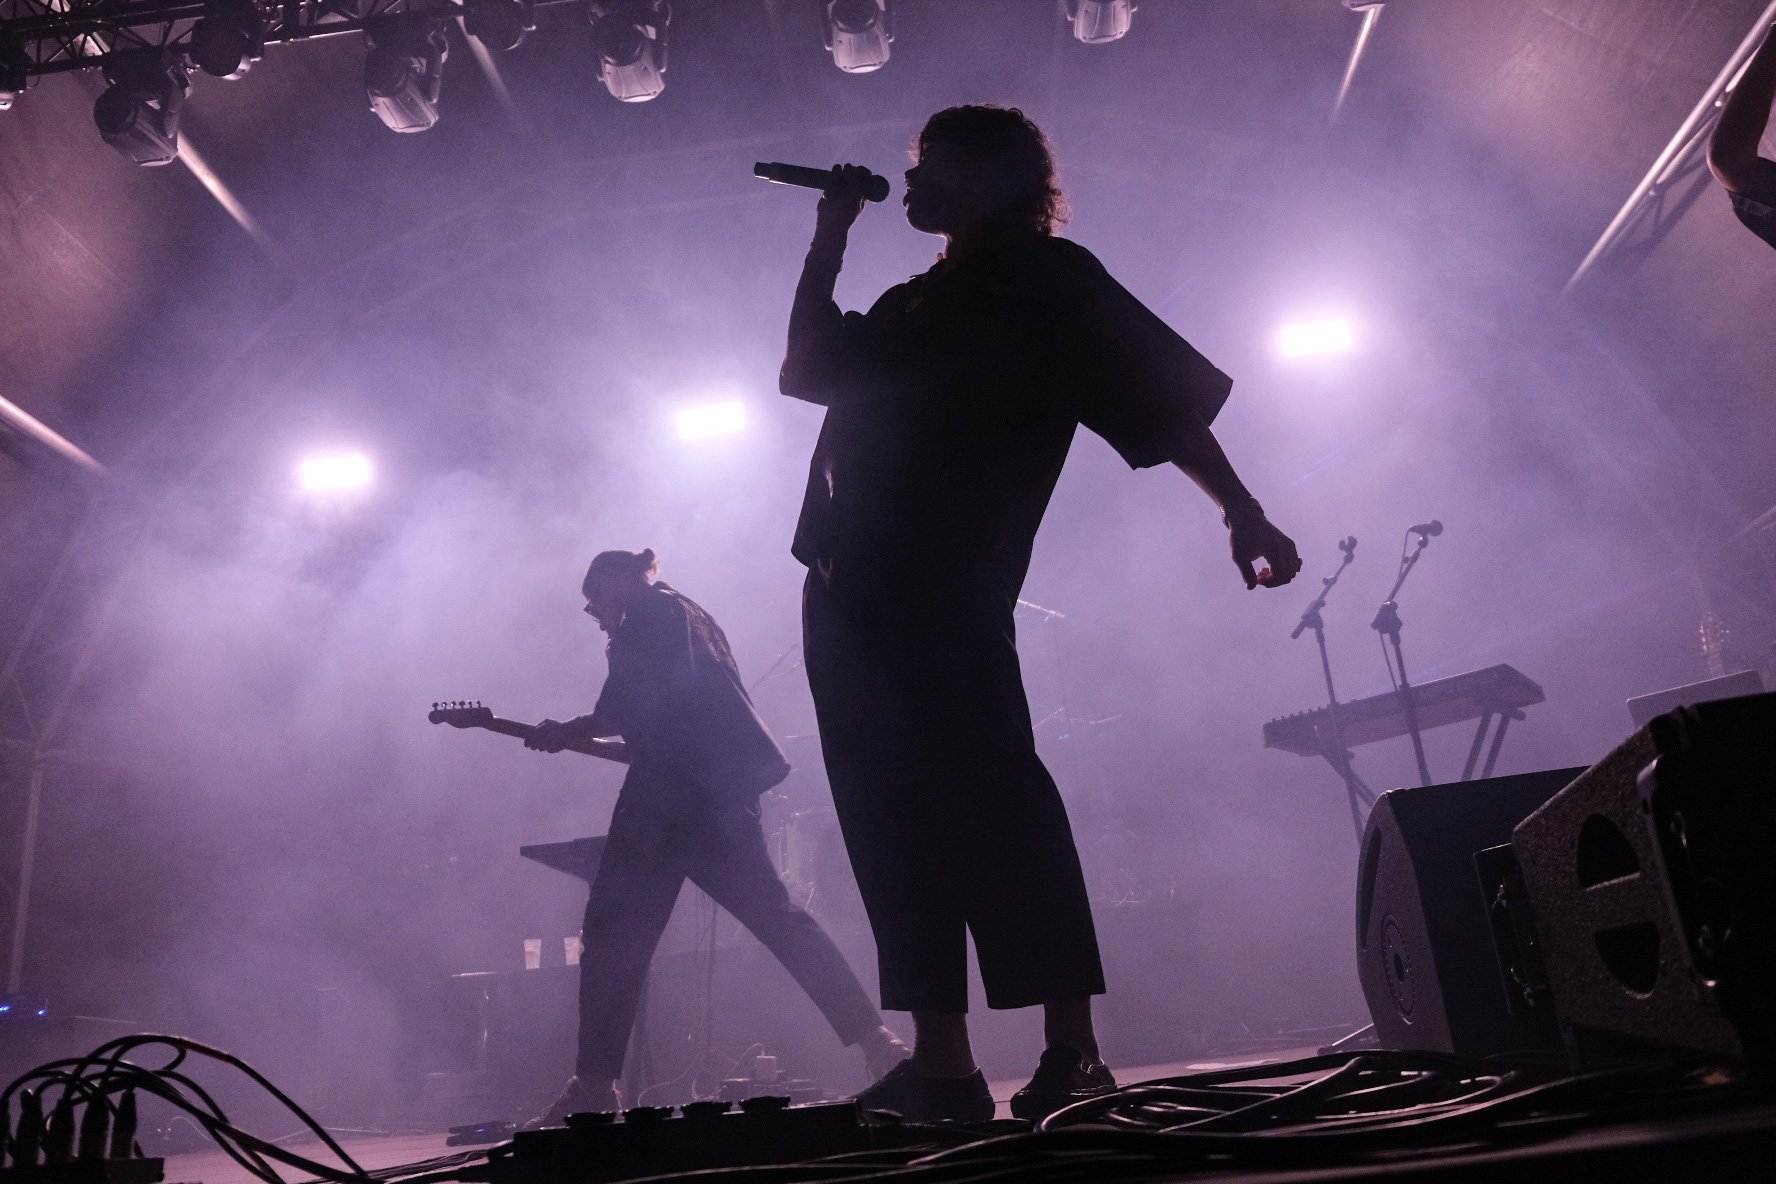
[915,105,1069,235]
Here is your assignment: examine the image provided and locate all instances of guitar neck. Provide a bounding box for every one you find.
[480,716,630,764]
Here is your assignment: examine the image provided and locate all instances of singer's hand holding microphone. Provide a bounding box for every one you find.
[754,161,890,232]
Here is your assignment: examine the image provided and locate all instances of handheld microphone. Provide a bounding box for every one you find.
[1408,520,1443,539]
[753,162,891,203]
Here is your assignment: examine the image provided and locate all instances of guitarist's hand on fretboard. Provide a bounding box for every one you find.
[525,718,576,753]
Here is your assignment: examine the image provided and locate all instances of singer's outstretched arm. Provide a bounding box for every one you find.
[1709,21,1776,198]
[1158,413,1300,590]
[780,166,875,404]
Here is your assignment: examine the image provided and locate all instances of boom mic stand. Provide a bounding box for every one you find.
[1372,527,1437,787]
[1291,537,1376,843]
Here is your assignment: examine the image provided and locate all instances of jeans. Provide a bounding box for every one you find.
[576,769,882,1078]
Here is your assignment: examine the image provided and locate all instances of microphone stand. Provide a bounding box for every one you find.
[748,641,803,696]
[1372,531,1435,787]
[1292,537,1375,843]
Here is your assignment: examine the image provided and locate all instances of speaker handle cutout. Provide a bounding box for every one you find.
[1594,922,1661,995]
[1576,814,1640,887]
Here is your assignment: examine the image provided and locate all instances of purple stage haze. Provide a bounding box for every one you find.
[1,0,1772,1129]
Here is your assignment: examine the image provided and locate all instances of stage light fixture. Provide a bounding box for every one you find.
[822,0,892,73]
[93,50,188,166]
[1060,0,1136,45]
[1277,317,1355,359]
[466,0,536,52]
[675,399,747,441]
[298,451,374,494]
[0,39,27,110]
[189,0,264,80]
[587,0,670,102]
[365,14,449,133]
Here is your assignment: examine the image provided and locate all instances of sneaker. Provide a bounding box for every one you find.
[1008,1046,1117,1122]
[853,1059,995,1123]
[524,1076,620,1129]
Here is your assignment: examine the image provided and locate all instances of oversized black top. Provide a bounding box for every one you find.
[1730,188,1776,251]
[781,232,1232,599]
[582,582,790,799]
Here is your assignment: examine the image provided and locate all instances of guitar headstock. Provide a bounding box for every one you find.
[429,700,494,728]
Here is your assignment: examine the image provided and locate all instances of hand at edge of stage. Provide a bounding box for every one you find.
[1226,508,1303,591]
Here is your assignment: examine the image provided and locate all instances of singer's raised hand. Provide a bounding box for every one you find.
[1228,509,1303,590]
[816,163,875,231]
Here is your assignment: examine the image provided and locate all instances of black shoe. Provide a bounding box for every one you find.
[524,1076,620,1129]
[853,1059,996,1123]
[1009,1046,1117,1122]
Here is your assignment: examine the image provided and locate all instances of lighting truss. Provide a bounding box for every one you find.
[0,0,581,82]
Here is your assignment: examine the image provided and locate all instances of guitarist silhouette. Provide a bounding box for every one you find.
[509,548,906,1124]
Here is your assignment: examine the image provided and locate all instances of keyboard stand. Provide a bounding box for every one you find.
[1319,738,1378,843]
[1268,664,1545,842]
[1461,707,1526,782]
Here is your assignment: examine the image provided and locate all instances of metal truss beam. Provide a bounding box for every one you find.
[0,0,580,79]
[1564,0,1776,296]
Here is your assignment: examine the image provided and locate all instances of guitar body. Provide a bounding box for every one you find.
[428,701,631,764]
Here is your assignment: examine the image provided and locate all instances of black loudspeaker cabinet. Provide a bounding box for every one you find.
[1512,693,1776,1066]
[1356,767,1584,1055]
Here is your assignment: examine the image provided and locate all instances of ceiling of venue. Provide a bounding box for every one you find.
[3,0,1772,506]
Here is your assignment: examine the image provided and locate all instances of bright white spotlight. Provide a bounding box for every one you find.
[588,0,670,102]
[1277,317,1355,359]
[298,451,374,493]
[1061,0,1137,45]
[823,0,893,73]
[674,399,747,441]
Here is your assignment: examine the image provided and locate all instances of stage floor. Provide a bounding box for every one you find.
[162,1048,1296,1184]
[159,1045,1776,1184]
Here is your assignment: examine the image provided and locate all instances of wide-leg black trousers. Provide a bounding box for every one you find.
[802,569,1105,1014]
[576,772,883,1079]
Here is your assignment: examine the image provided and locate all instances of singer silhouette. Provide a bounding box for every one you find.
[779,104,1302,1124]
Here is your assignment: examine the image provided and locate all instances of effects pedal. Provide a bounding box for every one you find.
[485,1097,877,1183]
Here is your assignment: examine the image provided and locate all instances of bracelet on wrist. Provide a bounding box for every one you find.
[1221,500,1265,527]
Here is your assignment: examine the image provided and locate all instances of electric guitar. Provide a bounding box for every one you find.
[427,701,630,764]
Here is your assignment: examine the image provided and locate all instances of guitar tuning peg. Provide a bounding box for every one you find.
[432,702,439,711]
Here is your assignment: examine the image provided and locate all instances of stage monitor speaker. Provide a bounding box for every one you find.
[1512,693,1776,1066]
[1356,767,1584,1056]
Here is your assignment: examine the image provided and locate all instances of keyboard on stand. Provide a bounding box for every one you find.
[1264,663,1544,783]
